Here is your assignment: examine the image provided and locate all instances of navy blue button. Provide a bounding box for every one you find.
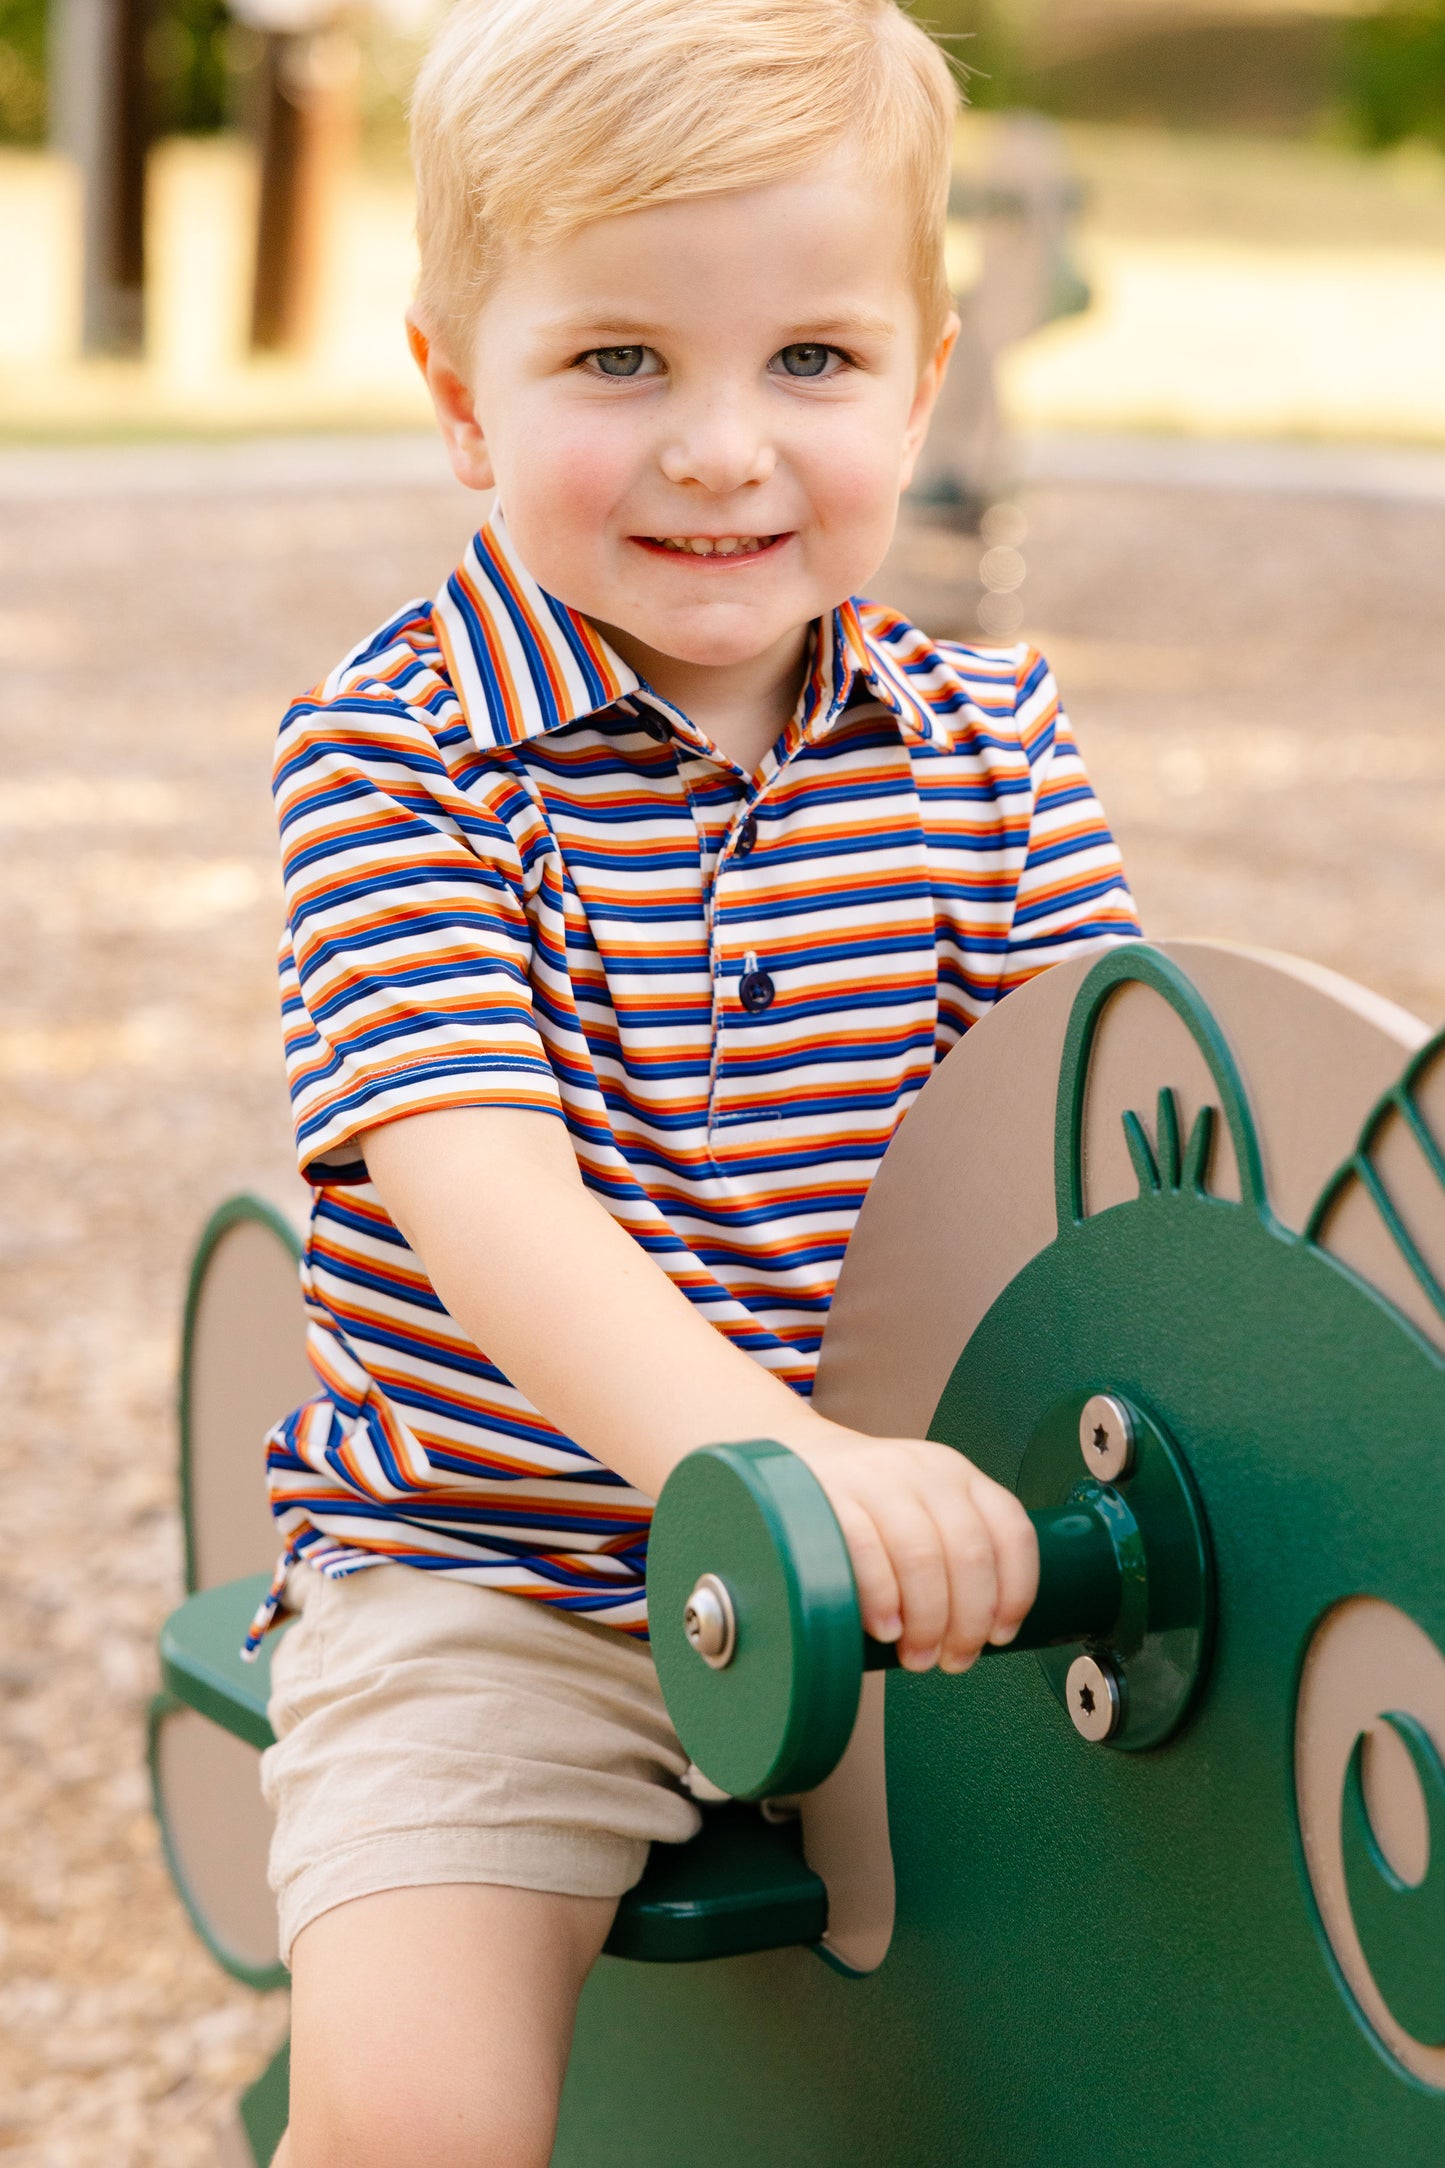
[736,815,758,857]
[739,968,775,1013]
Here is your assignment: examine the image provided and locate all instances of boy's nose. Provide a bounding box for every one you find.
[659,394,776,495]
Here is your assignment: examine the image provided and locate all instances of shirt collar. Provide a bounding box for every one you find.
[433,511,952,755]
[834,596,950,750]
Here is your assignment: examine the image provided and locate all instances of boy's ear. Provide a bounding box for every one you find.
[406,309,496,494]
[898,310,961,491]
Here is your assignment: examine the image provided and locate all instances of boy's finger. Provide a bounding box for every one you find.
[832,1498,902,1647]
[870,1490,949,1668]
[968,1476,1039,1643]
[929,1498,999,1672]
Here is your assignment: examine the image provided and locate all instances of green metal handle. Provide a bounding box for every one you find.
[861,1502,1123,1671]
[647,1442,1134,1802]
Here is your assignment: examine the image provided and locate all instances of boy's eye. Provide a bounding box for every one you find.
[773,343,842,380]
[584,346,659,378]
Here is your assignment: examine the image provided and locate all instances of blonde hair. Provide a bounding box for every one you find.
[410,0,958,363]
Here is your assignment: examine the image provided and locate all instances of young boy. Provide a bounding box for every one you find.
[255,0,1139,2158]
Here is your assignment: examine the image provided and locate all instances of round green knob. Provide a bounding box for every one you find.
[647,1440,864,1801]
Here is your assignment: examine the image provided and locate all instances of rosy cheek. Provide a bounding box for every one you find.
[507,410,637,532]
[489,416,635,598]
[797,431,900,537]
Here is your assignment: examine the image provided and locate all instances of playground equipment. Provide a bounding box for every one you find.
[910,114,1092,527]
[154,939,1445,2163]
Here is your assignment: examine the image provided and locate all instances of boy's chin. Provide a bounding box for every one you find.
[625,602,831,672]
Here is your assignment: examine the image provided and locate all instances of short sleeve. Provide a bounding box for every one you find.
[273,673,562,1183]
[1003,647,1140,989]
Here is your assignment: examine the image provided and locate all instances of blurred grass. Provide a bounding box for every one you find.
[1336,0,1445,153]
[919,0,1445,148]
[0,0,44,143]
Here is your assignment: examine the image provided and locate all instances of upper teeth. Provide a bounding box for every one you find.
[657,536,771,556]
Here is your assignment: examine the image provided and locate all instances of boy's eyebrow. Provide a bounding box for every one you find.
[535,307,900,345]
[790,311,898,342]
[534,312,673,342]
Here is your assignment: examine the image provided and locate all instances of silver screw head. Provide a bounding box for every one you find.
[1065,1652,1123,1743]
[1079,1392,1135,1483]
[683,1574,736,1670]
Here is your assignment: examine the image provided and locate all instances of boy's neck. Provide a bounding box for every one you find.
[595,618,814,781]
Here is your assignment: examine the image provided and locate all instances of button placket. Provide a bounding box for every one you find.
[711,767,785,1130]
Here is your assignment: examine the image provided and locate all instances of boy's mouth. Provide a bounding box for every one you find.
[633,533,788,562]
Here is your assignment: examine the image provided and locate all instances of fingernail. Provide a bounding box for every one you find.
[874,1617,902,1644]
[938,1653,975,1675]
[989,1625,1018,1648]
[902,1646,940,1672]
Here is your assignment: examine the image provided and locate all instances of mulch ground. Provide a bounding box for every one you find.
[1,463,1441,2162]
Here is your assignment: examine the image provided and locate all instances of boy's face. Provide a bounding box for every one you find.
[421,149,956,679]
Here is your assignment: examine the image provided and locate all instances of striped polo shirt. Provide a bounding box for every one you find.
[248,512,1138,1648]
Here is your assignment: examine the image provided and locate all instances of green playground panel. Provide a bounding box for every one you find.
[239,2038,290,2167]
[178,1194,303,1597]
[550,946,1445,2166]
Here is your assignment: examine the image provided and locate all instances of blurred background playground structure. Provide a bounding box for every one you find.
[2,0,1445,2159]
[6,0,1445,451]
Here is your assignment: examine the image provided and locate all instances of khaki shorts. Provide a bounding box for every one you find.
[261,1562,702,1964]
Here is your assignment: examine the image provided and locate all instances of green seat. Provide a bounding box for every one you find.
[159,1574,279,1750]
[158,1575,828,1965]
[602,1801,827,1964]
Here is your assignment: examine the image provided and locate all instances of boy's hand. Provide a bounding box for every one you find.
[785,1424,1039,1674]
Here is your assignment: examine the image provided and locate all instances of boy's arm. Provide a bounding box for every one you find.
[360,1106,1038,1675]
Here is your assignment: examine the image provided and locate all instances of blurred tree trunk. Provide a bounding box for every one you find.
[249,27,358,355]
[50,0,152,354]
